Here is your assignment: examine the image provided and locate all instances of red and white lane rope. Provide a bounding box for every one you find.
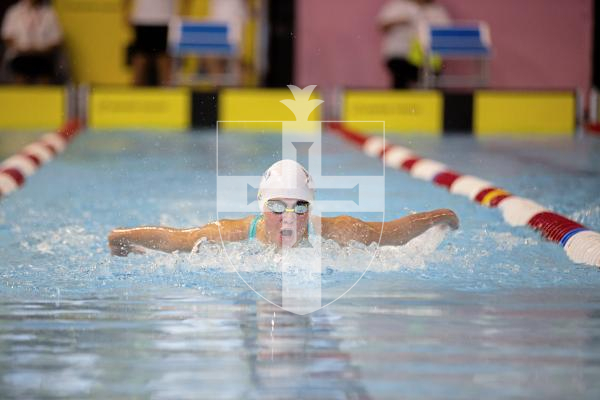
[0,120,81,199]
[329,122,600,267]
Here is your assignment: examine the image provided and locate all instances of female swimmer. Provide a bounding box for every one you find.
[108,159,458,256]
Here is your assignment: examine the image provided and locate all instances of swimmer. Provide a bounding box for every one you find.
[108,159,459,256]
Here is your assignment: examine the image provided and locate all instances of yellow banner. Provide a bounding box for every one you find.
[474,91,575,135]
[89,87,190,130]
[0,87,65,130]
[342,91,443,135]
[218,89,322,132]
[55,0,131,84]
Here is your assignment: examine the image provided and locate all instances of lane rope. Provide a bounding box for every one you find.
[329,122,600,267]
[0,120,81,199]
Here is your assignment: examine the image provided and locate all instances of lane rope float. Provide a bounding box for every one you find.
[0,120,81,199]
[329,122,600,267]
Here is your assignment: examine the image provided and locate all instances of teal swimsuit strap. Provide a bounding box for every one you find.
[248,215,263,240]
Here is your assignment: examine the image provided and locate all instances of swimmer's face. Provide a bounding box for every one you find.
[263,198,310,248]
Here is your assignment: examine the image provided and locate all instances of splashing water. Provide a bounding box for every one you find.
[185,224,451,274]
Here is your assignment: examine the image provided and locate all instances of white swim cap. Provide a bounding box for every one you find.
[257,159,315,211]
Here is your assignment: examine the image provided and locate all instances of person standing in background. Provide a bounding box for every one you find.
[378,0,449,89]
[124,0,190,86]
[1,0,63,84]
[203,0,248,86]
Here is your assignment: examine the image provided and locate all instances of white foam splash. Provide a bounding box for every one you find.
[179,223,452,273]
[28,225,99,255]
[373,224,451,271]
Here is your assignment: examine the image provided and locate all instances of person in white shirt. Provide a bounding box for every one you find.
[205,0,248,85]
[1,0,63,84]
[124,0,190,86]
[210,0,247,49]
[378,0,449,89]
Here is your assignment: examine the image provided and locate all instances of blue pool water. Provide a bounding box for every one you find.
[1,129,600,399]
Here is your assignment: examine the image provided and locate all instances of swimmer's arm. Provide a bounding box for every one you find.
[108,218,252,256]
[319,209,458,246]
[371,209,459,246]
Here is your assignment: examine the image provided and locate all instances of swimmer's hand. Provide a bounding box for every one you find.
[383,208,458,246]
[434,208,459,230]
[383,208,459,246]
[108,230,146,257]
[110,242,146,257]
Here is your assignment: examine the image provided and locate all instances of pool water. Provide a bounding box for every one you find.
[1,129,600,399]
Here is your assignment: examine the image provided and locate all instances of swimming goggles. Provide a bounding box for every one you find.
[265,200,310,215]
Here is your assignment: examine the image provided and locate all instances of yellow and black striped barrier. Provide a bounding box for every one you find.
[0,85,578,135]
